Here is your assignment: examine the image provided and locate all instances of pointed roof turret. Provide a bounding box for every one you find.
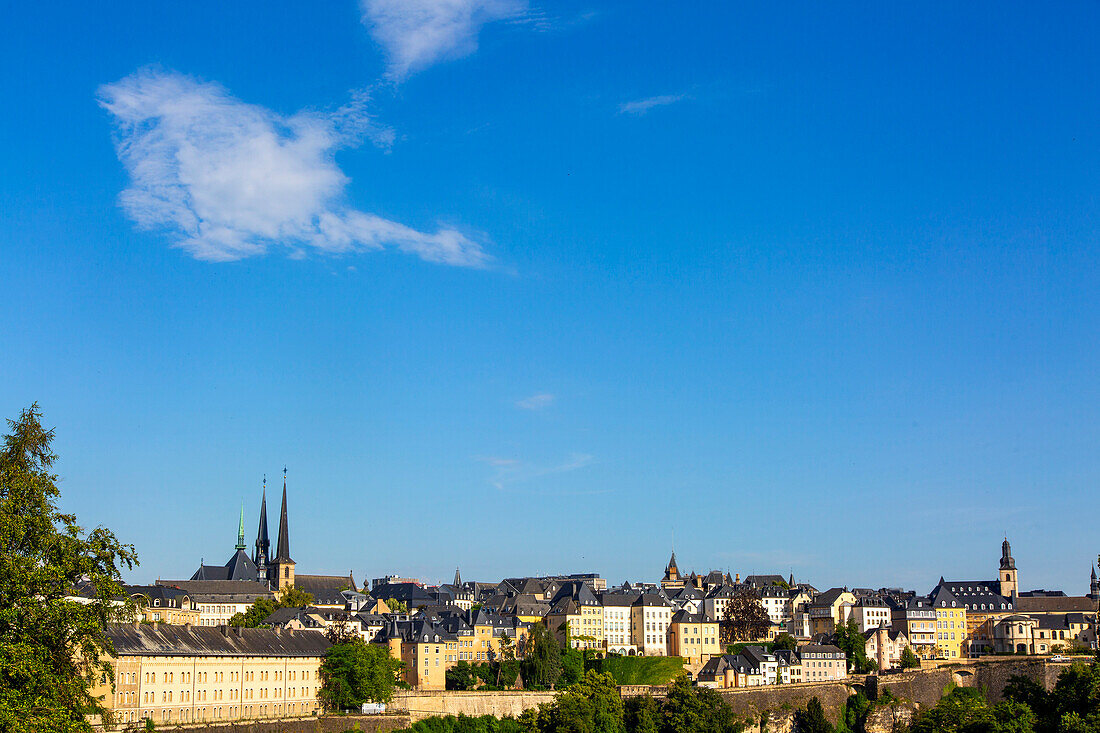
[254,476,270,565]
[236,502,246,550]
[1000,537,1015,570]
[454,567,462,587]
[1092,566,1097,582]
[274,467,293,563]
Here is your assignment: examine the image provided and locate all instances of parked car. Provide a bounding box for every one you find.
[1050,655,1069,662]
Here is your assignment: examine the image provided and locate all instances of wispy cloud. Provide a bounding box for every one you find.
[515,393,554,410]
[618,93,687,116]
[361,0,528,81]
[478,452,594,489]
[98,69,489,266]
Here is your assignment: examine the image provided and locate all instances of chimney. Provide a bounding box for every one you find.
[184,623,191,632]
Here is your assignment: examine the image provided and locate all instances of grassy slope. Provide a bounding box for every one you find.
[595,656,687,685]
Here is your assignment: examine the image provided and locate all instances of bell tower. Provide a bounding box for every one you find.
[269,468,295,591]
[999,537,1018,599]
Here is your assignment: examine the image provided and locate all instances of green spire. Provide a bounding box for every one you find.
[236,502,246,550]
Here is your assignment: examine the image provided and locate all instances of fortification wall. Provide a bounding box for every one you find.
[719,681,856,725]
[393,690,557,722]
[874,668,956,707]
[388,657,1073,726]
[102,714,410,733]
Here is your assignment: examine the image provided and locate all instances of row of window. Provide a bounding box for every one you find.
[141,669,311,684]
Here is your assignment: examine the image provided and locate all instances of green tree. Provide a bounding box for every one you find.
[624,695,662,733]
[0,405,139,733]
[538,670,624,733]
[771,632,799,652]
[795,697,833,733]
[386,598,409,613]
[319,638,403,711]
[833,620,875,674]
[661,674,744,733]
[900,645,921,670]
[280,586,315,608]
[446,661,478,691]
[521,622,562,690]
[228,597,279,627]
[989,699,1039,733]
[229,588,315,627]
[909,687,995,733]
[1002,675,1050,725]
[721,588,771,642]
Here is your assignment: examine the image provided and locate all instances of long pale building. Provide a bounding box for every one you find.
[93,623,330,728]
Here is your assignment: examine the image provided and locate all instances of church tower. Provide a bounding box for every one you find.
[661,550,683,590]
[253,476,270,584]
[269,468,295,591]
[999,537,1018,599]
[1090,566,1099,601]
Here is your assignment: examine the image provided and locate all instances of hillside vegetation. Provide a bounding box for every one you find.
[585,655,686,685]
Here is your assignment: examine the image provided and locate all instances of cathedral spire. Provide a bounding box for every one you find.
[454,567,462,586]
[274,467,293,563]
[254,476,270,566]
[236,502,246,550]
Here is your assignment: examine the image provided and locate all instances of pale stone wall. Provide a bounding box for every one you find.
[393,690,558,721]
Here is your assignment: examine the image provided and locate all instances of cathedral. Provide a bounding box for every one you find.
[190,472,297,591]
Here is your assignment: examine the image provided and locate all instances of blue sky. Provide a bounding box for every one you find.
[2,1,1098,594]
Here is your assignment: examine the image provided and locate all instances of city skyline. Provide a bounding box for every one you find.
[3,1,1099,593]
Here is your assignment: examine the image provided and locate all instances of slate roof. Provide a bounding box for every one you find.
[1016,596,1096,613]
[935,579,1014,612]
[370,582,437,606]
[744,574,786,588]
[799,644,845,658]
[105,623,331,657]
[125,585,193,609]
[550,581,600,607]
[705,584,739,599]
[740,645,776,667]
[674,586,704,600]
[698,654,757,680]
[813,588,850,607]
[634,593,672,608]
[601,593,640,607]
[670,610,709,624]
[191,548,259,582]
[294,573,356,605]
[155,580,275,603]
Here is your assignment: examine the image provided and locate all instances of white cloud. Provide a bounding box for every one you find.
[618,93,687,116]
[478,452,593,489]
[98,69,489,266]
[515,393,554,410]
[361,0,527,80]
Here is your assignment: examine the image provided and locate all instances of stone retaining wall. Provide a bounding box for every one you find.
[103,714,410,733]
[390,656,1073,727]
[392,690,557,722]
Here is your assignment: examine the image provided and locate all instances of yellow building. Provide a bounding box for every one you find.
[808,589,856,636]
[546,582,604,650]
[667,610,720,663]
[888,596,938,658]
[398,624,458,690]
[928,586,968,659]
[127,586,201,626]
[92,623,329,729]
